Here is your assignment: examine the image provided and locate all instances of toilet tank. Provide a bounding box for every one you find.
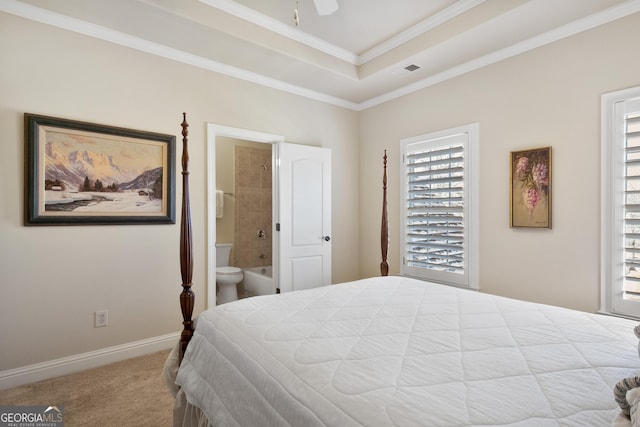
[215,243,232,267]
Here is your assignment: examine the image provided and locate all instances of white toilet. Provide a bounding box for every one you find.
[215,243,243,304]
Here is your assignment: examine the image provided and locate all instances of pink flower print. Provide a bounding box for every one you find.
[515,157,529,178]
[532,162,548,187]
[523,188,539,215]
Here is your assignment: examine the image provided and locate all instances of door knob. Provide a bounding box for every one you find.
[324,236,331,241]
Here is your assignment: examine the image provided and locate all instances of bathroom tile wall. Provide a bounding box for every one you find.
[233,145,272,268]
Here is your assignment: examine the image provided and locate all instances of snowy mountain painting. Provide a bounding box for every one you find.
[41,125,168,215]
[25,114,175,225]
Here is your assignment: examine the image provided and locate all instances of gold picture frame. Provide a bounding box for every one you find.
[510,146,551,229]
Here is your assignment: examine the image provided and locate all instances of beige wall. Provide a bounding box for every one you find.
[2,8,640,375]
[359,12,640,312]
[0,13,360,371]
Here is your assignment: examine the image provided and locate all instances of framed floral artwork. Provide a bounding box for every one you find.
[510,146,551,229]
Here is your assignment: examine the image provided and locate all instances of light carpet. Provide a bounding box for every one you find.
[0,349,173,426]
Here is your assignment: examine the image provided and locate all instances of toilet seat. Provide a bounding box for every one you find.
[216,266,242,275]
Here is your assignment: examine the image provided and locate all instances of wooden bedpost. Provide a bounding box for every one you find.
[178,113,194,363]
[380,150,389,276]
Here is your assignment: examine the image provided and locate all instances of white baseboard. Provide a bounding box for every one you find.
[0,332,179,391]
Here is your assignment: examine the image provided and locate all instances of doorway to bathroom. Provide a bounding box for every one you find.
[208,125,281,308]
[216,137,273,298]
[207,124,332,308]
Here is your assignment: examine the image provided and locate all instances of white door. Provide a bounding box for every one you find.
[277,143,331,293]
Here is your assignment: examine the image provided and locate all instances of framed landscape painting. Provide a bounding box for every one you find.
[510,146,551,229]
[25,113,176,225]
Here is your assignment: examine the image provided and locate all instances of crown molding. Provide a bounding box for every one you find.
[357,0,486,65]
[2,0,640,112]
[0,0,359,110]
[359,0,640,110]
[198,0,358,64]
[199,0,487,67]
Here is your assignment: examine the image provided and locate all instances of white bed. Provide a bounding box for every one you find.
[168,118,640,426]
[166,275,640,427]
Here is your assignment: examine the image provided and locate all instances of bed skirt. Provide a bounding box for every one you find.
[164,342,211,427]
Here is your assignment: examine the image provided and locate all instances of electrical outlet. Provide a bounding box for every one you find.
[94,310,108,328]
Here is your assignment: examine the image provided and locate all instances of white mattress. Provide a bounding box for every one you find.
[175,276,640,426]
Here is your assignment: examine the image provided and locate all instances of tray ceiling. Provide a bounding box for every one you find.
[3,0,639,110]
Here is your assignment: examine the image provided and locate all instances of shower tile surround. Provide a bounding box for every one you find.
[233,145,272,268]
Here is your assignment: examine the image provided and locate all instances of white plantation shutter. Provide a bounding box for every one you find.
[602,89,640,318]
[401,125,478,289]
[623,111,640,297]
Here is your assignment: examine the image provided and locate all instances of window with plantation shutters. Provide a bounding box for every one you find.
[602,87,640,318]
[401,124,479,289]
[624,111,640,297]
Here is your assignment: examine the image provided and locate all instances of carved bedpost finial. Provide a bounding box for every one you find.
[179,113,194,363]
[181,112,189,175]
[381,150,389,276]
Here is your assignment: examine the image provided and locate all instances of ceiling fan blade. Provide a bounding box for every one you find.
[313,0,338,16]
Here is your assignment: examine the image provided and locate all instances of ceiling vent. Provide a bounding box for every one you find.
[392,64,421,76]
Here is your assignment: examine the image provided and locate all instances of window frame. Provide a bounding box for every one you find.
[400,123,479,290]
[601,86,640,318]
